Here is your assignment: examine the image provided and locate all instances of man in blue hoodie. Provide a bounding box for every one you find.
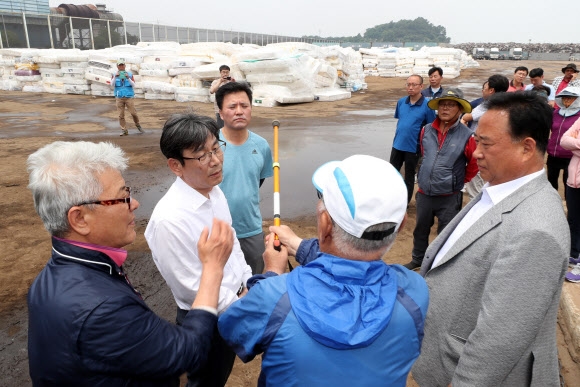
[218,155,429,387]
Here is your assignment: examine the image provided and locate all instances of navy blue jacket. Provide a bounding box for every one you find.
[28,237,216,386]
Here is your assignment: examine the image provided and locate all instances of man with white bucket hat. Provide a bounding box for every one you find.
[218,155,429,386]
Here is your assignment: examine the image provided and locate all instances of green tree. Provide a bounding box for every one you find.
[364,17,449,43]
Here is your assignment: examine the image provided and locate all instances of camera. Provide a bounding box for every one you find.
[119,71,127,80]
[226,76,231,80]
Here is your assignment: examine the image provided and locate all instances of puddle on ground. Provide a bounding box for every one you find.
[131,116,399,221]
[342,109,395,117]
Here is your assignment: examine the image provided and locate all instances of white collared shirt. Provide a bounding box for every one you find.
[144,177,252,312]
[431,169,545,268]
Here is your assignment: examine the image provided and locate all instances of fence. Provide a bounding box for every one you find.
[0,10,338,50]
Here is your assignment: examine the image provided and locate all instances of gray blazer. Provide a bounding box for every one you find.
[412,174,569,387]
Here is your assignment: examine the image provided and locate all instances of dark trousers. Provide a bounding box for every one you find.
[215,113,224,129]
[412,191,463,264]
[547,155,570,193]
[176,308,235,387]
[390,147,419,204]
[567,186,580,258]
[238,232,265,275]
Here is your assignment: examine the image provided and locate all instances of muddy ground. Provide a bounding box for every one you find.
[1,60,579,386]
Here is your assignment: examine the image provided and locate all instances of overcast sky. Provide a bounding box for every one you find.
[50,0,580,44]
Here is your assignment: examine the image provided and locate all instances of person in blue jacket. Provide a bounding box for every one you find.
[111,59,142,136]
[26,140,234,386]
[218,155,429,387]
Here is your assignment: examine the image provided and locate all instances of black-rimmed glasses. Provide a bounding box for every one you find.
[182,142,226,165]
[77,187,131,209]
[316,190,323,199]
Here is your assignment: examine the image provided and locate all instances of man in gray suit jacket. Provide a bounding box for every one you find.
[412,91,570,387]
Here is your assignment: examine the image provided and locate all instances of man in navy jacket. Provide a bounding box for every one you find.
[26,140,233,386]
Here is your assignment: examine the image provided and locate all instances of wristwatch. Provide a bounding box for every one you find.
[236,283,245,297]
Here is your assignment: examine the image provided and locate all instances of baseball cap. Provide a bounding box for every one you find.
[312,155,407,239]
[117,59,125,65]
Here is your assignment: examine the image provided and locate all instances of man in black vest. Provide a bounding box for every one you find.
[404,89,478,270]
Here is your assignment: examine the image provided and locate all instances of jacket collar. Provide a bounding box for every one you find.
[51,237,122,275]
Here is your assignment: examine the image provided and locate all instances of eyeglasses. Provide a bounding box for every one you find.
[438,102,459,109]
[77,187,131,209]
[316,190,323,199]
[182,142,226,165]
[405,83,421,88]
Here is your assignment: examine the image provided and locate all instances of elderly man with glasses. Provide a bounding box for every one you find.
[27,141,234,385]
[403,89,478,271]
[145,113,252,387]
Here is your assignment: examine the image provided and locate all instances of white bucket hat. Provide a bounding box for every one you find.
[312,155,407,239]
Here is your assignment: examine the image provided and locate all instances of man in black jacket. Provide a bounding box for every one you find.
[26,140,233,386]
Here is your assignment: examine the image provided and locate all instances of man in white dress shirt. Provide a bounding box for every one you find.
[412,91,570,387]
[145,113,252,387]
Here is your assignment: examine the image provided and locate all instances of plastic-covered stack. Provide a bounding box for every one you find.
[360,46,478,80]
[0,43,475,107]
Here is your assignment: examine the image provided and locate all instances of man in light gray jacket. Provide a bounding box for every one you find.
[412,91,570,387]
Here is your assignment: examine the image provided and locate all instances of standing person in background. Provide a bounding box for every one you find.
[553,63,580,95]
[403,89,478,271]
[27,141,233,386]
[216,82,273,275]
[111,59,142,136]
[525,68,556,107]
[210,65,236,128]
[421,67,444,101]
[547,87,580,193]
[145,113,252,387]
[561,112,580,279]
[461,75,510,200]
[391,74,436,204]
[507,66,528,92]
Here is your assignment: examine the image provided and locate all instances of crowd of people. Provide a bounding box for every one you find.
[24,60,580,386]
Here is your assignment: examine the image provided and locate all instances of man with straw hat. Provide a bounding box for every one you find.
[404,88,478,271]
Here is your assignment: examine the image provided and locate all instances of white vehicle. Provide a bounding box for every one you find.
[490,48,500,60]
[472,47,486,60]
[509,48,523,60]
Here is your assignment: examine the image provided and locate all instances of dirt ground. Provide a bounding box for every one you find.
[1,60,579,386]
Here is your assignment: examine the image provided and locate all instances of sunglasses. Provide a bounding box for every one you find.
[77,187,132,209]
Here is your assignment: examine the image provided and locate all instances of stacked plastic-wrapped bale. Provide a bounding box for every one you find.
[61,57,90,95]
[136,43,180,101]
[176,42,234,103]
[360,48,379,77]
[171,58,210,103]
[36,52,65,94]
[0,50,19,91]
[85,56,115,97]
[340,47,365,91]
[395,50,415,78]
[459,50,480,69]
[376,51,397,78]
[411,50,431,77]
[180,42,243,104]
[53,51,90,94]
[2,49,42,92]
[233,46,316,106]
[425,47,461,79]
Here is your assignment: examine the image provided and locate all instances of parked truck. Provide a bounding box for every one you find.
[509,47,523,60]
[490,47,500,60]
[472,47,486,60]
